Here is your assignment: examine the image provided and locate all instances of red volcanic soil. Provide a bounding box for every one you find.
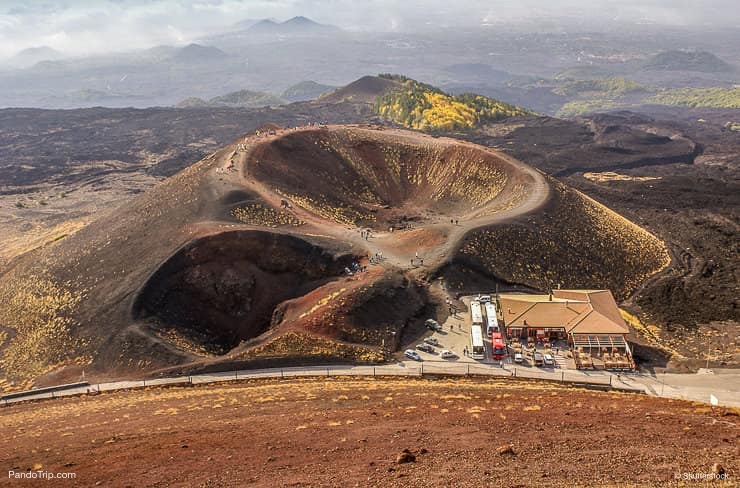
[1,377,737,487]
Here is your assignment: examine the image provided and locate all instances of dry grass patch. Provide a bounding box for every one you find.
[231,204,304,228]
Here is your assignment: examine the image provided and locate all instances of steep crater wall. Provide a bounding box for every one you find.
[248,127,520,226]
[133,231,356,353]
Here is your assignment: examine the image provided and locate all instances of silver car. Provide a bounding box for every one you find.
[404,349,422,361]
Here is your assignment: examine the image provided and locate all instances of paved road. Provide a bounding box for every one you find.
[629,370,740,406]
[4,360,737,408]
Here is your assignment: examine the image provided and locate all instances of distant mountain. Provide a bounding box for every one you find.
[176,89,286,108]
[175,97,210,108]
[170,43,228,63]
[282,16,335,32]
[231,18,261,31]
[247,16,340,36]
[8,46,64,68]
[643,50,734,73]
[374,74,530,131]
[248,19,281,34]
[282,81,336,102]
[319,75,401,104]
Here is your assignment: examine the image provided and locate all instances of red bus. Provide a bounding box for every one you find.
[491,332,506,360]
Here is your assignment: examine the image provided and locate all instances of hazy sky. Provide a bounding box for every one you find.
[2,0,739,59]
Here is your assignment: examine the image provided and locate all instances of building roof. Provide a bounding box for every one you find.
[499,289,627,335]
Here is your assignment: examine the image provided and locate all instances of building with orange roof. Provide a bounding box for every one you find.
[498,289,634,369]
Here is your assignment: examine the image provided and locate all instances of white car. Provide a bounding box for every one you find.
[440,350,456,359]
[543,353,555,366]
[514,352,524,364]
[478,295,492,303]
[404,349,422,361]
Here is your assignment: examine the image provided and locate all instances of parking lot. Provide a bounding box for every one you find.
[408,296,578,371]
[409,312,479,364]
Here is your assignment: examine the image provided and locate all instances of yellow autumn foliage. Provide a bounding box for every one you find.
[375,75,529,131]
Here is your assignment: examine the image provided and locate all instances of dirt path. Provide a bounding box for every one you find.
[217,125,550,276]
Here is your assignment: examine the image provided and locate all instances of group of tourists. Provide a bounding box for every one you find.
[344,261,367,276]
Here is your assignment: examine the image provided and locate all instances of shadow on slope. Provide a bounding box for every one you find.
[134,230,356,354]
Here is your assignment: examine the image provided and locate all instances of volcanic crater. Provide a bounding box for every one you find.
[133,230,358,353]
[0,124,669,386]
[244,126,537,227]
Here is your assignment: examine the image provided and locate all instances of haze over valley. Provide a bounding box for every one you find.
[0,2,738,486]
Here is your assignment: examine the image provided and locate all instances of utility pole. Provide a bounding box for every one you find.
[706,343,710,369]
[706,334,712,369]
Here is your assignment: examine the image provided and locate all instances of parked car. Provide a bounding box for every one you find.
[425,319,442,331]
[416,343,434,353]
[533,352,544,366]
[404,349,422,361]
[424,337,440,347]
[440,350,456,359]
[543,353,555,366]
[478,294,492,303]
[514,352,524,364]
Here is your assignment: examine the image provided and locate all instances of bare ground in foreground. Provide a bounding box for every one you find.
[1,376,737,487]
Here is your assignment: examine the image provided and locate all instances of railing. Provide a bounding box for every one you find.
[0,360,647,407]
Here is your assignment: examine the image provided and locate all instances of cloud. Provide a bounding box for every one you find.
[0,0,737,59]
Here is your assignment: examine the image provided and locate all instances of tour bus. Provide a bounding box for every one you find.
[484,301,499,336]
[469,300,483,327]
[491,332,506,360]
[470,324,486,360]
